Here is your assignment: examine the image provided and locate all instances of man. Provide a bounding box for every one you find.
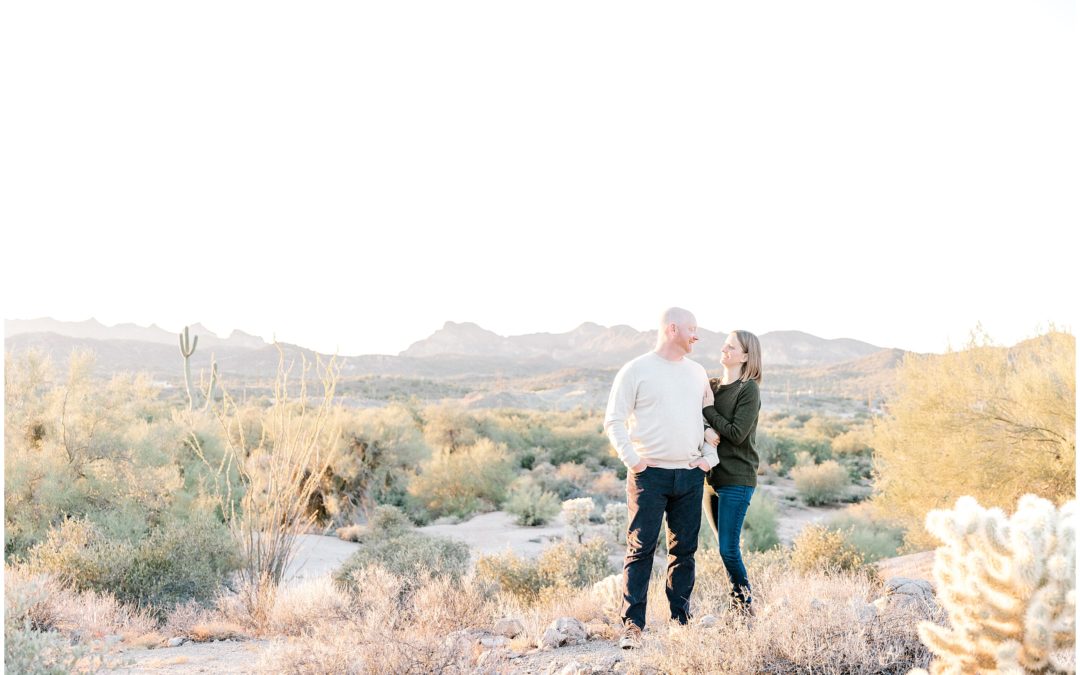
[604,307,718,649]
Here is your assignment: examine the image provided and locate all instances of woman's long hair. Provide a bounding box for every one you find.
[733,330,762,383]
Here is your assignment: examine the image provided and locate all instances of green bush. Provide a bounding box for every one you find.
[367,504,415,536]
[757,431,797,475]
[790,525,870,575]
[791,460,850,506]
[334,531,469,593]
[475,538,613,603]
[407,439,515,520]
[477,408,610,467]
[823,509,905,563]
[838,454,874,481]
[504,477,561,526]
[742,491,781,552]
[318,404,429,526]
[474,550,545,602]
[4,350,188,559]
[527,462,583,500]
[25,516,239,611]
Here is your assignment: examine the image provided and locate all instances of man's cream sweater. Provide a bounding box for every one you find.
[604,351,719,471]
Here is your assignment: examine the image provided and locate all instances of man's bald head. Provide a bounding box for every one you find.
[659,307,695,330]
[655,307,699,358]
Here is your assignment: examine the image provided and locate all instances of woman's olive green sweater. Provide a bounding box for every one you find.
[702,378,761,488]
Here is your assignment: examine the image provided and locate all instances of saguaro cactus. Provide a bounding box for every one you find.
[179,326,198,410]
[912,495,1076,674]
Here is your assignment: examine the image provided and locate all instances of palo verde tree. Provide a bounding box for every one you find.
[872,329,1075,550]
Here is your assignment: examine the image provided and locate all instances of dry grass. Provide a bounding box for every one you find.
[266,577,352,636]
[257,566,495,674]
[124,632,168,649]
[9,544,939,674]
[335,524,364,542]
[634,552,934,674]
[5,565,158,640]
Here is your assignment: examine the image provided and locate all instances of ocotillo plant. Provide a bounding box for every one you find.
[911,495,1076,674]
[179,325,198,410]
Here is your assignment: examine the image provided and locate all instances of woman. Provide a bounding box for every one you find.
[702,330,762,613]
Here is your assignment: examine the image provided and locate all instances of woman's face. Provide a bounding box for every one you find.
[721,333,748,368]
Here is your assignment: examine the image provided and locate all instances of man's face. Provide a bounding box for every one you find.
[671,317,699,355]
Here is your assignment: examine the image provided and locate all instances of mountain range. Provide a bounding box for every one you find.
[4,317,905,410]
[6,317,888,370]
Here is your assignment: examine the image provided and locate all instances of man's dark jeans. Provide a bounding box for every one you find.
[621,467,704,629]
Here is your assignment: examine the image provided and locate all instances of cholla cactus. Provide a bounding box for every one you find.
[562,497,595,544]
[604,502,628,544]
[912,495,1075,675]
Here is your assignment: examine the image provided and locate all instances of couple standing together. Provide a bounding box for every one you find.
[604,307,762,650]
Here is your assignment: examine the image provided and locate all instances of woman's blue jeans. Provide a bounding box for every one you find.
[703,484,754,607]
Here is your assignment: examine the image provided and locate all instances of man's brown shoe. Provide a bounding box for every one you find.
[618,623,643,649]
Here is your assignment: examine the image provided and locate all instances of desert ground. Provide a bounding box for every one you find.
[103,476,929,675]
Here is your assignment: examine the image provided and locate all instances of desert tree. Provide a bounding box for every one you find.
[872,329,1075,550]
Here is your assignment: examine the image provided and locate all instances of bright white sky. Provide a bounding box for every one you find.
[2,1,1076,356]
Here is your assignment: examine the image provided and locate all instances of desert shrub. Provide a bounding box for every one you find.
[527,462,582,500]
[25,515,239,611]
[407,438,515,520]
[790,525,870,575]
[756,431,797,476]
[4,350,187,559]
[873,330,1075,550]
[562,497,595,543]
[536,537,612,588]
[337,504,416,543]
[3,572,107,674]
[839,454,874,481]
[797,436,833,464]
[742,490,781,552]
[334,531,469,593]
[791,460,850,505]
[554,462,592,492]
[475,537,613,603]
[478,408,610,467]
[824,506,905,563]
[420,402,480,453]
[366,503,414,537]
[803,415,844,441]
[589,470,624,500]
[831,425,874,456]
[474,550,545,602]
[504,476,561,526]
[318,404,429,526]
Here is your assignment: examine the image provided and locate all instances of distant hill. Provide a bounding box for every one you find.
[5,318,267,350]
[4,317,906,411]
[403,321,885,368]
